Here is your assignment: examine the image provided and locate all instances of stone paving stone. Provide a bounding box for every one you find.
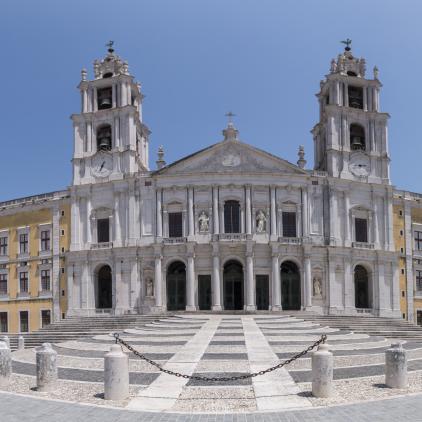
[202,353,249,360]
[11,360,160,384]
[186,372,252,386]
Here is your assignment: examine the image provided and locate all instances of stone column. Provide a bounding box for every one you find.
[302,187,309,238]
[329,187,338,244]
[344,191,351,247]
[104,344,129,400]
[156,189,163,238]
[312,343,333,398]
[245,251,255,311]
[112,84,117,108]
[385,343,407,388]
[154,253,163,309]
[36,343,58,392]
[373,196,380,248]
[186,250,196,311]
[188,186,194,238]
[212,244,222,310]
[344,259,354,311]
[271,251,281,310]
[66,268,74,315]
[363,86,368,111]
[0,341,12,387]
[304,254,312,309]
[245,186,252,235]
[270,186,277,238]
[212,187,219,234]
[93,87,98,111]
[18,336,24,350]
[114,192,121,245]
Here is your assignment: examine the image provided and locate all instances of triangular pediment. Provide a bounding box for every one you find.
[154,140,306,176]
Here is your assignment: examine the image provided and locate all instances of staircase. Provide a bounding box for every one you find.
[3,314,168,350]
[299,314,422,341]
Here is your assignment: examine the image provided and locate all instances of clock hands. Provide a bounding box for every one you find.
[99,161,106,171]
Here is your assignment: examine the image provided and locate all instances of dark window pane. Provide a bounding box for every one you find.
[0,312,7,332]
[41,310,51,328]
[0,274,7,295]
[348,86,363,109]
[282,212,297,237]
[169,212,183,238]
[415,231,422,251]
[417,270,422,292]
[20,311,28,332]
[97,218,110,243]
[355,218,368,243]
[224,201,240,233]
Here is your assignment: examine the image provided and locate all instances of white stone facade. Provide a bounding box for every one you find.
[66,46,401,318]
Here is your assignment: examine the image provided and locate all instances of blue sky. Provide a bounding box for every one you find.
[0,0,421,201]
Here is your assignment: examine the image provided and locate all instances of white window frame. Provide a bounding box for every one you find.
[17,226,30,257]
[278,202,300,238]
[39,308,52,329]
[0,229,9,260]
[0,270,8,296]
[18,268,30,296]
[351,208,372,244]
[38,223,52,255]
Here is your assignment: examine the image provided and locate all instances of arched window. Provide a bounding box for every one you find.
[97,124,112,151]
[350,124,366,151]
[348,85,363,109]
[97,87,112,109]
[224,201,240,233]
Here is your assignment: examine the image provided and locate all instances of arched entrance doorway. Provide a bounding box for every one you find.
[167,261,186,311]
[355,265,371,309]
[96,265,112,309]
[281,261,301,310]
[223,260,244,310]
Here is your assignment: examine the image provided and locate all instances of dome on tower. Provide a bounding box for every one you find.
[92,41,130,79]
[329,40,366,78]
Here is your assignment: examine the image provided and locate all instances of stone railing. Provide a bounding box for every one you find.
[162,237,187,244]
[215,233,249,241]
[356,308,373,314]
[91,242,113,250]
[309,170,328,177]
[352,242,375,250]
[278,237,302,245]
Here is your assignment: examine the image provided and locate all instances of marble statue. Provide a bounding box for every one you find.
[313,277,322,297]
[256,210,267,233]
[146,278,154,297]
[198,211,209,232]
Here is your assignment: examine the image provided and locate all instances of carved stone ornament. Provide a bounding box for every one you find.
[256,209,267,233]
[198,211,209,233]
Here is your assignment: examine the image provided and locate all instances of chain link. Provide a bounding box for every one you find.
[113,332,327,382]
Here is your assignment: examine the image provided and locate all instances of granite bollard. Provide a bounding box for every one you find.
[2,336,10,350]
[36,343,58,392]
[18,336,24,350]
[312,343,333,398]
[104,344,129,400]
[385,342,408,389]
[0,341,12,387]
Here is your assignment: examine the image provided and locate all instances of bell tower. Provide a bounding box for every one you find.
[312,41,390,184]
[71,42,150,185]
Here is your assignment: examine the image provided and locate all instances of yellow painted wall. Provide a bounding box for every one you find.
[411,207,422,324]
[393,204,407,319]
[0,202,70,333]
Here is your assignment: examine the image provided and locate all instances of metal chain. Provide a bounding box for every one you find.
[113,332,327,382]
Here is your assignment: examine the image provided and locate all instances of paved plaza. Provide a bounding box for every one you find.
[2,314,422,419]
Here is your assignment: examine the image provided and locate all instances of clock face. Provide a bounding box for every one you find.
[349,154,369,177]
[92,153,113,178]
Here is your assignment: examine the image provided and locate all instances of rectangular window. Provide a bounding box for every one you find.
[224,201,240,233]
[40,230,50,251]
[417,270,422,292]
[0,274,7,295]
[20,311,29,333]
[415,231,422,251]
[355,218,368,243]
[97,218,110,243]
[418,311,422,327]
[0,312,7,333]
[0,237,7,255]
[169,212,183,238]
[19,233,28,254]
[41,269,51,291]
[282,212,297,237]
[41,310,51,328]
[19,272,29,293]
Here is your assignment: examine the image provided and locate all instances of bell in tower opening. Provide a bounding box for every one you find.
[97,87,112,110]
[350,123,366,151]
[97,124,112,151]
[348,85,363,109]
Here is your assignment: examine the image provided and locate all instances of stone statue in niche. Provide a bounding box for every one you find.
[145,277,154,297]
[256,210,267,233]
[198,211,209,233]
[313,276,322,297]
